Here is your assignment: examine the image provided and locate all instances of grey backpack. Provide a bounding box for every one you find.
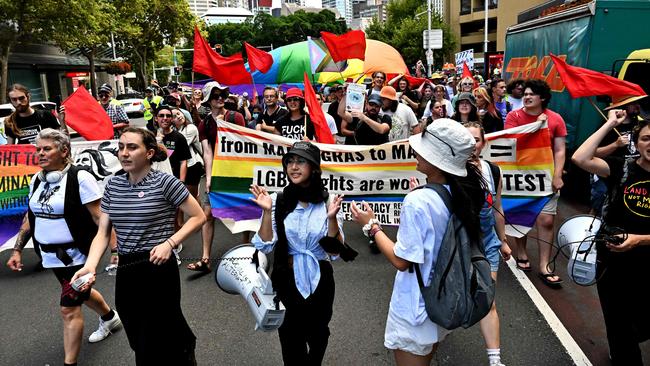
[413,183,495,330]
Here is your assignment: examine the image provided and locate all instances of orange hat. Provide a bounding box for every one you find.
[604,94,647,110]
[379,86,397,101]
[285,88,304,100]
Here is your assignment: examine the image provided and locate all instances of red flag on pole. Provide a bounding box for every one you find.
[303,72,334,144]
[244,42,273,73]
[192,26,252,85]
[550,53,646,99]
[61,86,113,141]
[461,62,479,89]
[320,30,366,62]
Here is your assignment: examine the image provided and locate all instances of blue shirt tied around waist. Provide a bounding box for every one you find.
[252,193,345,299]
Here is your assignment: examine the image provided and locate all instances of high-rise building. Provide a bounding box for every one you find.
[322,0,352,24]
[187,0,221,16]
[431,0,444,17]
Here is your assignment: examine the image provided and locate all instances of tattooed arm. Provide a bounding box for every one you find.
[6,214,31,272]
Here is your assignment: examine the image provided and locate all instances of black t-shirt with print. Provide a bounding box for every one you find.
[5,109,60,144]
[275,114,315,140]
[162,130,192,180]
[345,114,392,145]
[599,121,639,160]
[601,156,650,262]
[256,106,288,128]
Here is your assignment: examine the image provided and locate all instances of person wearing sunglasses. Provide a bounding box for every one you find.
[7,128,121,366]
[97,83,129,138]
[250,141,352,365]
[349,119,484,366]
[450,77,475,113]
[256,86,288,133]
[274,88,316,140]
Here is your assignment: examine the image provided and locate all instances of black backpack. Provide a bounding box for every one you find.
[413,183,495,330]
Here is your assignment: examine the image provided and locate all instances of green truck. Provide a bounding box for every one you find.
[504,0,650,200]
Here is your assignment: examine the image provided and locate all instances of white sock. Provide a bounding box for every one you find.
[487,348,501,364]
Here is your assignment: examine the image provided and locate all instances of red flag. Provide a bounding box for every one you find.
[244,42,273,73]
[320,30,366,62]
[303,73,334,144]
[550,53,646,99]
[61,86,113,141]
[462,62,473,79]
[192,26,252,85]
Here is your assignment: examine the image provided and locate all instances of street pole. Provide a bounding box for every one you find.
[484,0,489,55]
[427,0,432,77]
[173,48,179,83]
[153,60,157,81]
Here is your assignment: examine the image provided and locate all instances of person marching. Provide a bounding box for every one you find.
[465,122,512,366]
[350,119,484,366]
[572,110,650,366]
[274,88,315,140]
[6,128,120,366]
[142,87,162,132]
[250,141,354,365]
[72,127,206,365]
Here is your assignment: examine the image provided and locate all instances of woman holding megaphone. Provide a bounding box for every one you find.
[250,141,357,365]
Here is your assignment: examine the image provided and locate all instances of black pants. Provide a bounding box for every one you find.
[597,245,650,366]
[116,252,197,366]
[275,261,335,366]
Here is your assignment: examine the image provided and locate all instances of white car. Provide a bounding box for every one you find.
[0,101,59,144]
[116,93,144,117]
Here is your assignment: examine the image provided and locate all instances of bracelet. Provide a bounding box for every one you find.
[167,241,175,250]
[369,225,383,238]
[362,219,382,237]
[167,237,178,249]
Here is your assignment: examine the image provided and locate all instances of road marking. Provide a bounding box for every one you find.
[505,258,593,366]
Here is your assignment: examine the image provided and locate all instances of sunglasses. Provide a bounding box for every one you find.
[422,129,456,157]
[98,93,110,98]
[286,97,302,103]
[210,93,228,100]
[158,113,173,118]
[461,83,473,86]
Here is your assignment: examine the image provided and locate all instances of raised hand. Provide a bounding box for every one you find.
[250,184,273,211]
[327,194,344,219]
[350,200,375,226]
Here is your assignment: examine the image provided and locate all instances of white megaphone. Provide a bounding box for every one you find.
[215,244,285,331]
[557,215,602,286]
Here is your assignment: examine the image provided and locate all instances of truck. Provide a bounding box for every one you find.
[503,0,650,201]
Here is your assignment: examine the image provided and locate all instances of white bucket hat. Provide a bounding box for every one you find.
[202,81,229,104]
[408,118,475,177]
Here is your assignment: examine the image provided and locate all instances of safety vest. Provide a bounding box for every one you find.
[142,95,163,120]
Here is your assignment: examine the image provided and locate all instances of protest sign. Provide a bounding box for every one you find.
[345,83,366,113]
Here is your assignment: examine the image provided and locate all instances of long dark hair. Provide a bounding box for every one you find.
[282,161,327,214]
[443,162,485,243]
[120,127,167,164]
[451,104,480,123]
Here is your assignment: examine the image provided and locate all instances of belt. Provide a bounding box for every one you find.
[39,242,77,266]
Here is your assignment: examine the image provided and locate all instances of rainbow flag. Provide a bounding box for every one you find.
[209,121,554,235]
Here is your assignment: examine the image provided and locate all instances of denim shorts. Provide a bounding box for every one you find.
[483,229,502,272]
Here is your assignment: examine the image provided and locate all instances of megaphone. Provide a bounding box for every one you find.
[215,244,286,331]
[557,215,602,286]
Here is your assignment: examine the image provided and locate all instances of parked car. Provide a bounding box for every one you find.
[0,101,61,144]
[116,93,144,118]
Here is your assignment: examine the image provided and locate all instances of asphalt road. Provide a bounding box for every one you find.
[0,220,575,366]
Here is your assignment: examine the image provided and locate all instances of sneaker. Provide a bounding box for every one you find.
[89,312,121,343]
[489,360,505,366]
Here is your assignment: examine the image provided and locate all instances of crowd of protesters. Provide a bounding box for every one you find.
[3,64,649,366]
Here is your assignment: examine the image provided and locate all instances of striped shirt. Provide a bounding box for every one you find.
[101,169,189,254]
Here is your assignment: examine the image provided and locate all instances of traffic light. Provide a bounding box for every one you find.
[172,66,182,75]
[214,44,222,54]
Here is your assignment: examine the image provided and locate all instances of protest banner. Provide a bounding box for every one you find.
[0,140,172,252]
[345,83,366,113]
[209,120,554,236]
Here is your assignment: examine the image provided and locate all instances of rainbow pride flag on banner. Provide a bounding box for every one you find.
[209,120,555,236]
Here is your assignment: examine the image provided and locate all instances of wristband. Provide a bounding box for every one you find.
[167,241,175,250]
[167,237,178,249]
[362,219,382,237]
[369,225,383,238]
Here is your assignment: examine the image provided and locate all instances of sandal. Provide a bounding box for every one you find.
[187,258,211,272]
[538,273,563,287]
[515,257,531,272]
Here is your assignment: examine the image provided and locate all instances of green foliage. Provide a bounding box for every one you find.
[206,11,348,57]
[365,0,456,69]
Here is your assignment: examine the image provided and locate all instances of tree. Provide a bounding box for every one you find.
[113,0,195,87]
[49,0,116,97]
[366,0,456,70]
[0,0,58,102]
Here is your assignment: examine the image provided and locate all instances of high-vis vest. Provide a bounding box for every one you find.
[142,96,162,120]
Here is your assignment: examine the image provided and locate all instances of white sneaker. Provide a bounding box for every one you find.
[489,361,505,366]
[89,311,121,343]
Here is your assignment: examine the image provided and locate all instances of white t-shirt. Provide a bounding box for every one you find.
[391,187,450,327]
[508,96,524,111]
[324,112,338,135]
[422,99,454,119]
[29,169,101,268]
[382,103,419,141]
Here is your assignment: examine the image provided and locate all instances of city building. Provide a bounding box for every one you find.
[322,0,353,24]
[200,7,255,25]
[273,3,340,17]
[187,0,220,16]
[447,0,549,68]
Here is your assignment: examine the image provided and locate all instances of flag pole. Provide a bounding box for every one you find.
[587,97,621,137]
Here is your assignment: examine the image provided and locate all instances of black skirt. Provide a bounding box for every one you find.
[116,251,196,366]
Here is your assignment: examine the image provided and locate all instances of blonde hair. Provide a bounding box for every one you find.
[457,77,474,93]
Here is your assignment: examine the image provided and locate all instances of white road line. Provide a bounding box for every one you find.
[505,258,593,366]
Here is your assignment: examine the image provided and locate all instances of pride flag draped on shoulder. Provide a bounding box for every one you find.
[207,120,555,236]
